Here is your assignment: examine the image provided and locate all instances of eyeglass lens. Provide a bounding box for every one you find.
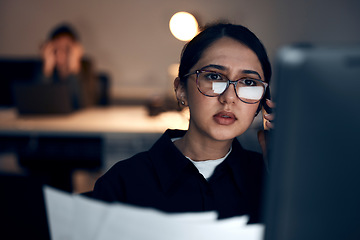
[197,71,265,103]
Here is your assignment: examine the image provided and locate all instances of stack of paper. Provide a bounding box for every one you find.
[43,186,264,240]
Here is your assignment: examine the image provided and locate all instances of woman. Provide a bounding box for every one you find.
[92,23,274,223]
[39,23,98,108]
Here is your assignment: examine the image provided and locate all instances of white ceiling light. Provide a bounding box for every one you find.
[169,12,199,41]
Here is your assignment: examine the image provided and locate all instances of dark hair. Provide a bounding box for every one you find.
[48,23,79,41]
[178,23,271,86]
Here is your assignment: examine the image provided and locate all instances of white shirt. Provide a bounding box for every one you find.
[172,137,232,180]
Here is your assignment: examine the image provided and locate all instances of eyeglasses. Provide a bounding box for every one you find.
[183,70,268,104]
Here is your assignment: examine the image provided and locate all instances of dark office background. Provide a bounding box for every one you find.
[0,0,359,103]
[1,1,360,239]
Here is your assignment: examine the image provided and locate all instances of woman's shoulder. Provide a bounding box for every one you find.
[243,148,263,161]
[232,138,263,160]
[105,151,151,174]
[93,151,153,192]
[229,140,265,173]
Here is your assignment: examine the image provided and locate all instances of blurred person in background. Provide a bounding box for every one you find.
[38,23,98,108]
[17,24,101,192]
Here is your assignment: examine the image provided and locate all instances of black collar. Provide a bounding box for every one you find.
[148,129,263,194]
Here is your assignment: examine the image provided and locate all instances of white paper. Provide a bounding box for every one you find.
[43,186,264,240]
[43,186,74,240]
[72,195,110,240]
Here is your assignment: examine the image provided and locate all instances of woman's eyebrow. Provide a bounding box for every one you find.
[200,64,227,71]
[200,65,262,79]
[242,70,262,79]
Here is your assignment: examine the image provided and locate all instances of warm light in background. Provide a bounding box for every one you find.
[167,63,179,78]
[169,12,199,41]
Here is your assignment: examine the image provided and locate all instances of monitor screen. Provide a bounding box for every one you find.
[0,59,41,106]
[263,44,360,240]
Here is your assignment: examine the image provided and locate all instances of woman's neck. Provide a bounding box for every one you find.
[174,131,233,161]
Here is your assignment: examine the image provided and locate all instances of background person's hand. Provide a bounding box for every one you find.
[41,41,56,77]
[68,42,83,74]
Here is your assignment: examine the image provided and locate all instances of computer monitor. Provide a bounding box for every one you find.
[0,58,41,106]
[263,44,360,240]
[12,82,74,115]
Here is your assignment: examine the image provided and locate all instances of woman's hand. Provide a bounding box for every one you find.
[262,99,275,130]
[258,99,275,163]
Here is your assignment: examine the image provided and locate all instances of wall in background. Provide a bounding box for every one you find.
[1,0,359,102]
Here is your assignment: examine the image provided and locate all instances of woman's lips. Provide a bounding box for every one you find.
[213,111,237,125]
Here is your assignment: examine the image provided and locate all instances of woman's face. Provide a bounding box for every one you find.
[179,37,264,142]
[53,35,73,67]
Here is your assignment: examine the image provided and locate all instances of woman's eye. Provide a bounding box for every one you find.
[244,79,257,86]
[204,73,223,80]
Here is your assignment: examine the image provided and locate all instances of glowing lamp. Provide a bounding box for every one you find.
[169,12,198,41]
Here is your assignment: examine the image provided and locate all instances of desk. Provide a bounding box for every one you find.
[0,105,189,164]
[0,106,189,135]
[0,106,189,191]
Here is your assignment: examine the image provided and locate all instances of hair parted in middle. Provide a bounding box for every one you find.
[178,22,272,87]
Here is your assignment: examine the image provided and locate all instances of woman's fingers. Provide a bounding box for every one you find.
[266,99,276,108]
[264,113,275,128]
[263,99,275,129]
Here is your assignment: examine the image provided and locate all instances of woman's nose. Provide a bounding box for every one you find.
[218,83,237,104]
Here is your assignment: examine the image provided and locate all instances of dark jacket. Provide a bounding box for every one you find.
[92,129,266,223]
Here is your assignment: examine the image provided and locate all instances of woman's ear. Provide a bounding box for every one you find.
[174,77,187,106]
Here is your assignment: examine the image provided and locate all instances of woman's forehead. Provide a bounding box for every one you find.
[192,38,264,78]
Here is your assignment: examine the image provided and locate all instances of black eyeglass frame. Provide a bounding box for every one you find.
[183,69,269,104]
